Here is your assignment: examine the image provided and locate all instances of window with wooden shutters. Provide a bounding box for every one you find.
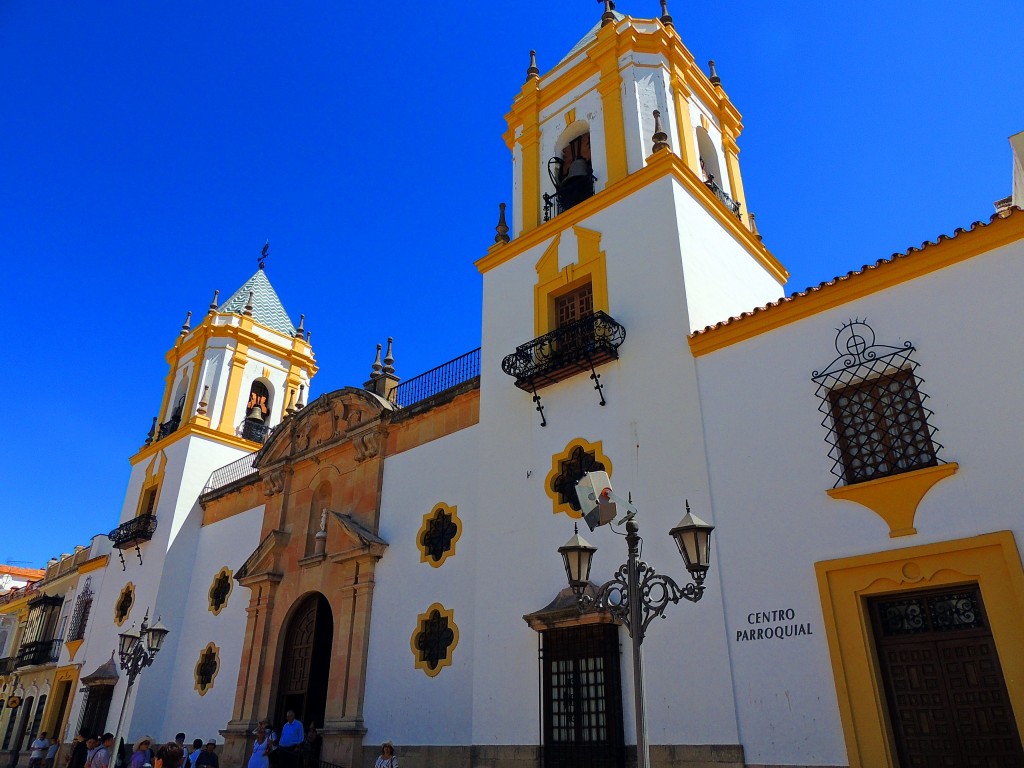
[556,283,594,328]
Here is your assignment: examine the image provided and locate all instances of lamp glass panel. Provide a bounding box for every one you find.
[118,627,140,658]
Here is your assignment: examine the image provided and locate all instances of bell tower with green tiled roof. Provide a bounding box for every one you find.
[136,261,318,462]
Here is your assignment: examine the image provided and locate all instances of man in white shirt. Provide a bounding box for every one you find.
[28,732,49,768]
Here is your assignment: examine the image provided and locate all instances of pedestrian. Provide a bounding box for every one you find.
[29,732,49,768]
[186,741,203,768]
[130,738,153,768]
[247,722,271,768]
[91,735,114,768]
[67,731,90,768]
[45,737,59,768]
[152,743,183,768]
[276,712,303,768]
[193,742,217,768]
[301,726,320,768]
[374,742,397,768]
[84,736,100,768]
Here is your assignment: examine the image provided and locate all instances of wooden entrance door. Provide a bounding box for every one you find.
[542,623,625,768]
[870,586,1024,767]
[276,593,333,729]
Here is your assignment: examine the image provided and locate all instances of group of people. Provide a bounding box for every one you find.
[64,730,220,768]
[27,732,60,768]
[246,711,321,768]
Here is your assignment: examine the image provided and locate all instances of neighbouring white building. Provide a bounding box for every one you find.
[20,6,1024,768]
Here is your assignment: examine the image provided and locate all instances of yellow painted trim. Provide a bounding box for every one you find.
[826,463,958,538]
[545,438,613,519]
[477,150,786,285]
[416,503,463,568]
[193,642,220,696]
[64,638,83,662]
[722,135,747,224]
[135,452,166,518]
[41,665,80,736]
[77,554,109,574]
[671,74,699,174]
[564,108,576,126]
[532,226,610,337]
[689,210,1024,356]
[590,27,628,185]
[131,416,266,466]
[815,531,1024,768]
[218,341,250,435]
[207,567,233,616]
[410,603,459,678]
[114,582,135,627]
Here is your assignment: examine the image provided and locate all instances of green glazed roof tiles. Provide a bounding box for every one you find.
[218,269,297,337]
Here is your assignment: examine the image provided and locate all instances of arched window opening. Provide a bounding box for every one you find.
[696,127,740,217]
[159,380,188,440]
[242,380,273,444]
[545,125,595,221]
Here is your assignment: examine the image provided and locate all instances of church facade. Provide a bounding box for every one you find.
[4,6,1024,768]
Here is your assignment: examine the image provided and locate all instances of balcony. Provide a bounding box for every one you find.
[704,176,741,218]
[15,639,61,668]
[502,311,626,392]
[108,514,158,550]
[0,657,15,675]
[241,419,272,444]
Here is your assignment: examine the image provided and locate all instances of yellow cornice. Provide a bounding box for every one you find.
[77,554,109,574]
[168,313,317,374]
[130,421,263,466]
[689,209,1024,357]
[476,149,785,282]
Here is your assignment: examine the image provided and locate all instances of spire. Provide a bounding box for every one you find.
[197,385,210,416]
[370,344,383,380]
[218,269,298,335]
[495,202,511,244]
[243,291,254,317]
[383,337,395,375]
[208,290,219,315]
[749,212,763,242]
[526,50,539,81]
[660,0,674,28]
[601,0,616,27]
[179,311,192,337]
[708,59,722,87]
[651,110,670,153]
[294,314,305,339]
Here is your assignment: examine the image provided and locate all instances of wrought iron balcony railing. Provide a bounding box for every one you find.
[0,657,15,675]
[241,420,272,444]
[704,176,741,218]
[15,639,62,668]
[502,311,626,392]
[108,514,158,550]
[391,348,481,408]
[157,415,181,440]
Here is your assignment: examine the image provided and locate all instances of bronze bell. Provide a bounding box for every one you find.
[246,405,265,422]
[562,156,590,183]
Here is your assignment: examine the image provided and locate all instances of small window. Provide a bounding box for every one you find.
[556,283,594,328]
[410,603,458,677]
[114,583,135,626]
[417,503,462,567]
[138,486,158,518]
[545,438,613,519]
[194,642,220,696]
[813,321,943,487]
[67,579,93,642]
[208,568,233,615]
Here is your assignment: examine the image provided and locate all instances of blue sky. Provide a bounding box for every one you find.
[2,1,1021,567]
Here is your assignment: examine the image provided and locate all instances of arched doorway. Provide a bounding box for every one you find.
[276,593,333,729]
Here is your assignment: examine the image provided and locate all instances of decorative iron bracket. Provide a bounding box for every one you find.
[588,356,607,406]
[531,384,547,427]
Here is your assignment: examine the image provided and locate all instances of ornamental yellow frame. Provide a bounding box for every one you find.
[207,567,233,616]
[194,642,220,696]
[410,603,459,678]
[533,226,610,338]
[416,503,463,568]
[135,453,166,518]
[113,582,135,627]
[815,531,1024,768]
[545,438,613,519]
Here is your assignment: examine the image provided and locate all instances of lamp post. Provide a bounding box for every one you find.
[112,611,169,766]
[559,492,714,768]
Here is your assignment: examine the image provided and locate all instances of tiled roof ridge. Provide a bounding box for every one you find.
[690,207,1023,338]
[0,565,45,579]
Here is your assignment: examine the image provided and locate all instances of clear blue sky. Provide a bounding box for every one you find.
[2,1,1020,567]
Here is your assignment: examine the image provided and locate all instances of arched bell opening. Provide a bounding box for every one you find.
[274,592,333,731]
[545,121,595,221]
[159,378,189,439]
[242,379,274,443]
[696,126,723,188]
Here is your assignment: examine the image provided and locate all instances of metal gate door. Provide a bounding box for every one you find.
[870,585,1024,767]
[542,623,624,768]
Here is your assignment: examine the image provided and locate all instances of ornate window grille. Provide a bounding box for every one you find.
[551,445,606,514]
[812,321,942,487]
[194,643,219,696]
[410,603,458,677]
[417,504,462,567]
[67,579,93,642]
[208,569,232,615]
[114,583,134,626]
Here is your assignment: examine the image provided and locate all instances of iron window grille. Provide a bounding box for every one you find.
[551,446,607,514]
[420,508,458,564]
[413,609,455,672]
[813,321,942,487]
[195,645,219,695]
[67,581,93,642]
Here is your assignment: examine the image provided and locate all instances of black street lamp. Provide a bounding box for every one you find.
[559,481,714,768]
[112,611,169,762]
